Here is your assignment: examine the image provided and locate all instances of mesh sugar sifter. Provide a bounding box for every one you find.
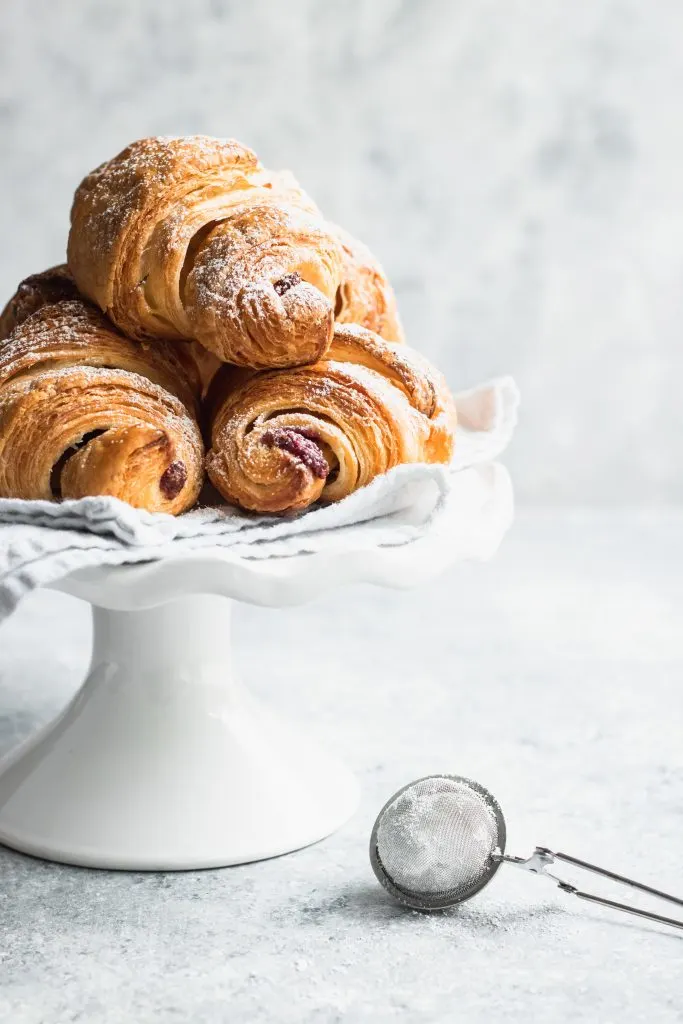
[370,774,683,931]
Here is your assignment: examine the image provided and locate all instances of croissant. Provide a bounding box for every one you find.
[0,293,204,514]
[332,225,404,343]
[67,136,346,370]
[0,264,80,340]
[206,323,455,513]
[0,262,219,397]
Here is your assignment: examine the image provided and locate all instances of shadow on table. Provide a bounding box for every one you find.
[298,883,682,940]
[297,881,568,932]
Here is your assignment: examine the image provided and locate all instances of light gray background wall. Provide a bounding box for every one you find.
[1,0,681,504]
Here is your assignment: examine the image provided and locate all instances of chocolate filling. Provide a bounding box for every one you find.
[160,460,187,500]
[263,427,329,479]
[273,272,301,297]
[50,430,106,497]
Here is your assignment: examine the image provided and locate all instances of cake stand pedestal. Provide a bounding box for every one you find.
[0,463,512,870]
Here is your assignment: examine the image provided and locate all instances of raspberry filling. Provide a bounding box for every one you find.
[262,426,329,479]
[273,272,301,296]
[160,460,187,499]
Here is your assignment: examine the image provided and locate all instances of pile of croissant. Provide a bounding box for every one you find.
[0,136,456,515]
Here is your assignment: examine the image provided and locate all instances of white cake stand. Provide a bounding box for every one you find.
[0,463,513,871]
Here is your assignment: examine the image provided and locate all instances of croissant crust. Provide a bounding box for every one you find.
[68,136,344,369]
[0,264,79,341]
[206,323,455,513]
[332,225,404,343]
[0,298,204,513]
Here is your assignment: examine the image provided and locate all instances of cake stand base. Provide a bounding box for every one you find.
[0,463,513,870]
[0,594,359,870]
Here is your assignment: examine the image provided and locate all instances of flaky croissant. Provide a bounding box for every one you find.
[67,136,346,369]
[0,290,204,513]
[206,323,455,513]
[0,264,80,341]
[0,262,220,397]
[332,225,404,343]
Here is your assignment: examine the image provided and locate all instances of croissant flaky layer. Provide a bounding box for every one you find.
[0,296,204,514]
[0,265,211,401]
[0,264,80,341]
[332,224,404,343]
[68,136,344,368]
[67,136,404,369]
[206,324,455,513]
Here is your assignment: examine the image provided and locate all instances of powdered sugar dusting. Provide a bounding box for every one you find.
[67,134,343,365]
[3,363,202,459]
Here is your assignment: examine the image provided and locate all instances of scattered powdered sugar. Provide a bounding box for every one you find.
[12,363,203,458]
[376,777,500,897]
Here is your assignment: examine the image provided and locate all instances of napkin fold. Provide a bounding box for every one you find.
[0,377,519,623]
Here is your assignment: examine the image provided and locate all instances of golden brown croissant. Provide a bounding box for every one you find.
[332,225,404,343]
[0,296,204,513]
[0,264,80,340]
[67,136,345,369]
[206,323,455,513]
[0,263,218,399]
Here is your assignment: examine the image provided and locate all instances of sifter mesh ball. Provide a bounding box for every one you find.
[370,775,506,910]
[370,774,683,929]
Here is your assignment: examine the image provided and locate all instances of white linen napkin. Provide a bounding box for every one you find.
[0,377,518,622]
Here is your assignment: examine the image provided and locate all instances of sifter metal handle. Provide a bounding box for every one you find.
[495,847,683,933]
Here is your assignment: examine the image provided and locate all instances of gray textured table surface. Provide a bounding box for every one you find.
[1,510,681,1023]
